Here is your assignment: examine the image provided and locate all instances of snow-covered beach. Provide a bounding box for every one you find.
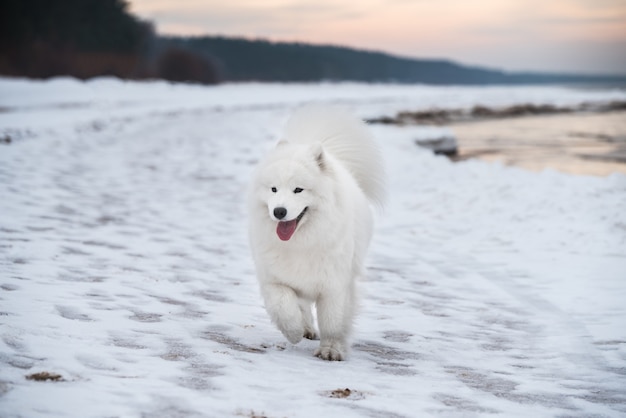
[1,77,625,417]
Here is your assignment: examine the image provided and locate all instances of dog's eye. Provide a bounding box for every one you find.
[271,187,277,193]
[293,187,303,194]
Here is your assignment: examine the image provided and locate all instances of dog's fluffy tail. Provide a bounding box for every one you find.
[284,105,386,209]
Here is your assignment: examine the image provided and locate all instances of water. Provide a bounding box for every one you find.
[451,110,626,176]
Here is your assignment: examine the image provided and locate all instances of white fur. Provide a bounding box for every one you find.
[248,106,385,361]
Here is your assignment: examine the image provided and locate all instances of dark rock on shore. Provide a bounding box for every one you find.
[415,136,458,156]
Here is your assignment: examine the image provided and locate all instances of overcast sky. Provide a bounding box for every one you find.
[129,0,626,75]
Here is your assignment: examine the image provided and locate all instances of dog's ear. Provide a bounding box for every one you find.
[310,143,326,171]
[316,150,326,171]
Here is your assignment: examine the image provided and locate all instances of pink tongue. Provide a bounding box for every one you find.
[277,220,298,241]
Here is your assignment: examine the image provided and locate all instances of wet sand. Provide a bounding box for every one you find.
[451,110,626,176]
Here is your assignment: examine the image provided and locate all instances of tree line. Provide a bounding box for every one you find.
[0,0,219,83]
[160,36,626,85]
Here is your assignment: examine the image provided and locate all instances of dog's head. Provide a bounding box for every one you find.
[252,141,330,241]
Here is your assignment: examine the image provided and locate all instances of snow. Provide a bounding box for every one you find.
[1,77,625,417]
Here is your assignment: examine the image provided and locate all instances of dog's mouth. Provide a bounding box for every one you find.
[276,207,308,241]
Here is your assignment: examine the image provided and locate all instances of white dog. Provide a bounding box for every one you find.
[248,106,385,361]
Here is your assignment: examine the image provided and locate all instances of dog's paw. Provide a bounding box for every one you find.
[314,344,345,361]
[281,326,304,345]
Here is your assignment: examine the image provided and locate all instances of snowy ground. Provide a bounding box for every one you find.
[1,78,625,417]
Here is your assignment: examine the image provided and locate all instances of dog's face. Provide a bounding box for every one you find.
[253,142,329,241]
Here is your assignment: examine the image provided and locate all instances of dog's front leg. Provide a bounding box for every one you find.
[260,283,304,344]
[314,283,355,361]
[299,298,319,340]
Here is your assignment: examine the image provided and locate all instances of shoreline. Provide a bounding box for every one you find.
[368,100,626,126]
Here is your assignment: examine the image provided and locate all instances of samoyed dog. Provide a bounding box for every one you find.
[248,106,385,361]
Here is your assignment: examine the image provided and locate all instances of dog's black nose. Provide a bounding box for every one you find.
[273,207,287,220]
